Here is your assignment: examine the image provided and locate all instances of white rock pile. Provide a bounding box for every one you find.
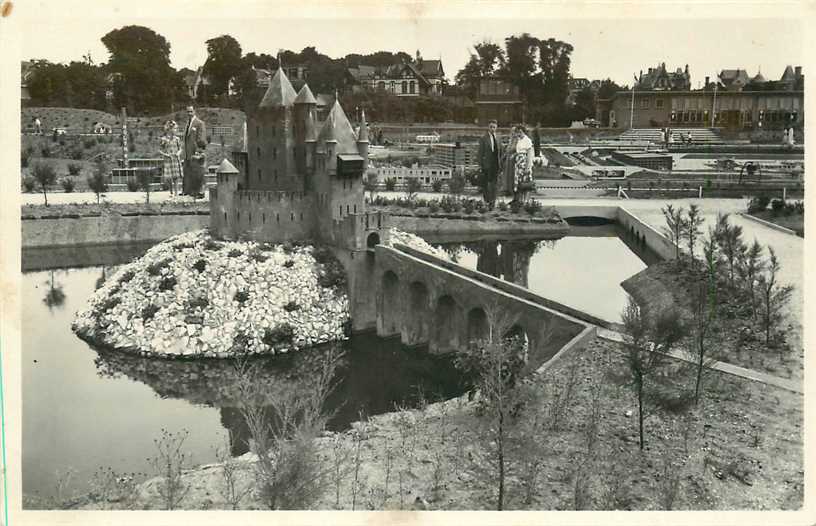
[72,230,349,358]
[385,228,452,262]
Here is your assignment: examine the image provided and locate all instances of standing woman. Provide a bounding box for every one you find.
[512,125,535,204]
[159,120,183,196]
[501,128,518,197]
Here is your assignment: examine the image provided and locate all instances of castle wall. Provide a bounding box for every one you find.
[211,187,317,243]
[247,108,301,192]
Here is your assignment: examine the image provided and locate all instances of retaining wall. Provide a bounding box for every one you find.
[22,213,209,248]
[388,214,570,238]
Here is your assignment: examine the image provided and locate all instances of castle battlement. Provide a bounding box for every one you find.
[209,67,388,251]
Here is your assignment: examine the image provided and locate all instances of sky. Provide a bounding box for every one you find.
[18,1,805,88]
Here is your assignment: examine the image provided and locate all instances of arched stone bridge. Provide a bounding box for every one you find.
[373,244,596,372]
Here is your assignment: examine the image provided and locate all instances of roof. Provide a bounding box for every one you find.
[357,109,369,143]
[315,93,335,107]
[752,71,767,83]
[418,59,444,78]
[637,63,690,90]
[294,84,317,104]
[347,65,378,81]
[258,67,298,108]
[216,158,239,174]
[318,99,357,154]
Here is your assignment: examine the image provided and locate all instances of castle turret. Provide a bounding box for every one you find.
[247,67,299,192]
[304,107,317,179]
[356,108,370,172]
[293,84,317,176]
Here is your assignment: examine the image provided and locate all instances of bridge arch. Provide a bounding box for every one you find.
[366,232,380,249]
[466,306,489,348]
[378,270,401,336]
[403,280,431,345]
[430,294,462,353]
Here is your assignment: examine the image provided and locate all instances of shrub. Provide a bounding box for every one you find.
[283,259,295,268]
[227,248,243,258]
[510,200,523,214]
[119,270,135,283]
[463,199,475,214]
[524,199,542,215]
[234,290,250,304]
[22,176,36,193]
[31,161,57,206]
[126,179,140,192]
[497,201,508,212]
[448,173,466,195]
[83,138,97,149]
[406,177,422,199]
[794,201,804,214]
[60,177,76,193]
[188,295,209,309]
[783,202,796,216]
[192,259,207,272]
[770,198,785,216]
[158,275,177,292]
[41,145,51,157]
[67,162,82,176]
[203,239,221,251]
[21,150,30,168]
[146,258,172,276]
[262,323,295,348]
[432,180,443,192]
[283,301,300,312]
[384,177,397,191]
[249,248,269,263]
[318,261,347,290]
[70,148,84,160]
[747,195,771,214]
[141,304,160,321]
[428,201,439,213]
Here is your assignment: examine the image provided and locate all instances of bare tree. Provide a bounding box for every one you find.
[757,247,794,346]
[690,230,721,404]
[621,298,685,450]
[661,204,686,263]
[213,432,253,509]
[147,428,191,510]
[684,204,704,267]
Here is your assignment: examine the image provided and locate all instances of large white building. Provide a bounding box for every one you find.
[375,163,452,185]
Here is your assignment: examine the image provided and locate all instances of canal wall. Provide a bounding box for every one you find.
[387,214,570,238]
[21,213,209,248]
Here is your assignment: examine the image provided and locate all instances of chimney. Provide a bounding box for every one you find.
[705,76,710,88]
[795,66,802,77]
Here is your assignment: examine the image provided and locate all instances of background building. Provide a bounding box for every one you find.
[475,77,525,125]
[375,163,452,185]
[346,51,445,97]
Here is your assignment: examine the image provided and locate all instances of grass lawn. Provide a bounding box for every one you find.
[749,210,805,236]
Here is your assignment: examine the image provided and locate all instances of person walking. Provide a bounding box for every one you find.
[511,125,535,204]
[477,119,502,208]
[182,106,207,197]
[159,120,183,196]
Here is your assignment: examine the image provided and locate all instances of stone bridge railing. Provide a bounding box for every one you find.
[373,244,595,373]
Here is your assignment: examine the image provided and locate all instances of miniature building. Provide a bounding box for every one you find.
[209,68,389,250]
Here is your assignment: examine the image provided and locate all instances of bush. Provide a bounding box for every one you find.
[192,259,207,272]
[384,177,397,191]
[188,295,209,309]
[126,179,140,192]
[794,201,804,214]
[428,201,439,213]
[119,270,135,283]
[158,275,177,292]
[262,323,295,348]
[783,202,796,216]
[22,176,36,193]
[40,145,51,157]
[283,301,300,312]
[747,195,771,214]
[234,290,250,304]
[21,150,30,168]
[60,177,76,193]
[83,138,97,149]
[283,259,295,268]
[524,199,542,215]
[146,258,172,276]
[203,239,221,251]
[70,148,84,160]
[448,173,466,195]
[462,199,475,214]
[431,180,443,192]
[770,198,785,216]
[67,162,82,176]
[227,248,243,258]
[248,248,269,263]
[141,304,160,321]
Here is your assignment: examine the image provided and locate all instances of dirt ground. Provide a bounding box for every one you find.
[73,334,802,511]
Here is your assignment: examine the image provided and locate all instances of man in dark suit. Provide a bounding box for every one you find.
[183,106,207,197]
[477,119,502,208]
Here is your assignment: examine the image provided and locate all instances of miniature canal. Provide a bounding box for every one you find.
[22,223,654,501]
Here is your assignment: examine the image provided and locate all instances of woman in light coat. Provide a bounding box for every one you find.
[158,120,183,196]
[512,125,535,204]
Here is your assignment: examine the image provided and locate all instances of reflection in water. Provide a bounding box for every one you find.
[440,239,549,288]
[92,331,470,457]
[43,271,66,311]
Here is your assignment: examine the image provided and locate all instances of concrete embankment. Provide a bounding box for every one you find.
[387,213,570,238]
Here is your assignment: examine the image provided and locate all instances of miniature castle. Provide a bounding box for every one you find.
[210,68,389,250]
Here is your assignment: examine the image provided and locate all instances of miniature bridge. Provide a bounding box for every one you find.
[373,244,597,372]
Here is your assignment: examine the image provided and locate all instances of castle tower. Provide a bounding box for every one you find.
[293,84,317,177]
[246,67,299,192]
[356,108,370,173]
[316,98,365,223]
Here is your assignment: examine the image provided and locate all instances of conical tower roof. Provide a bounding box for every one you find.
[318,99,357,154]
[304,109,317,142]
[357,108,369,143]
[781,65,796,82]
[294,84,317,105]
[258,67,298,108]
[216,158,239,174]
[752,70,767,83]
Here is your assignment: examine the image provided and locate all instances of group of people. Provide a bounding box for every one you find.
[661,127,694,147]
[477,120,537,209]
[157,105,208,198]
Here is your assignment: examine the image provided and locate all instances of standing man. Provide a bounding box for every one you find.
[183,106,207,197]
[478,119,502,208]
[33,116,42,135]
[532,122,541,158]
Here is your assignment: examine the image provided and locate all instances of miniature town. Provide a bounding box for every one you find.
[16,21,805,516]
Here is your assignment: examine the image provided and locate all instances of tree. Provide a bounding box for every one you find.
[43,271,66,310]
[202,35,244,101]
[137,169,153,204]
[690,230,721,404]
[31,161,57,206]
[102,25,185,113]
[737,240,764,320]
[716,215,745,289]
[661,204,686,262]
[620,298,685,449]
[87,158,110,204]
[405,177,422,200]
[684,204,704,266]
[454,41,506,98]
[757,247,794,346]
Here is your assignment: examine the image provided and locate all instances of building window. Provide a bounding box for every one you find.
[390,81,395,92]
[410,81,415,94]
[377,81,385,92]
[656,99,665,109]
[401,81,407,94]
[640,99,649,109]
